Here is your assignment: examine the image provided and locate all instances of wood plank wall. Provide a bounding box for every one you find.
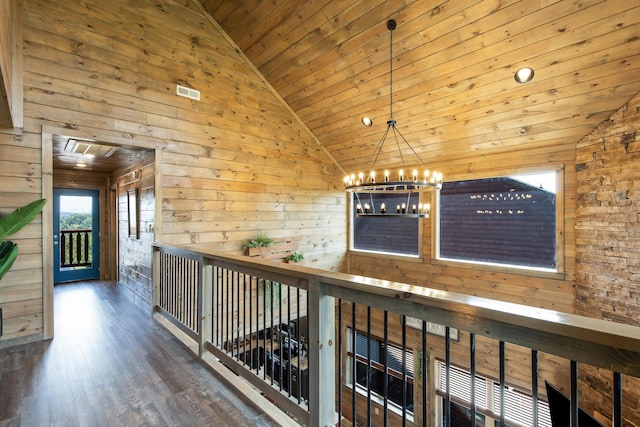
[0,131,44,343]
[0,0,347,345]
[575,90,640,426]
[113,152,155,303]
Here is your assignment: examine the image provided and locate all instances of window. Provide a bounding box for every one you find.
[435,360,552,427]
[351,192,421,256]
[346,328,414,414]
[437,171,559,270]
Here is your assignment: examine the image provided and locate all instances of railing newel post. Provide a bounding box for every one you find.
[152,245,161,312]
[199,256,213,357]
[308,278,336,427]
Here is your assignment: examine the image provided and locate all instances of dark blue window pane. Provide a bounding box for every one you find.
[353,192,420,256]
[439,177,556,269]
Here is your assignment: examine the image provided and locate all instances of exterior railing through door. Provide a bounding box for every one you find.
[59,228,92,268]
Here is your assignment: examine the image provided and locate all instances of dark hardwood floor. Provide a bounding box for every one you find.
[0,281,280,426]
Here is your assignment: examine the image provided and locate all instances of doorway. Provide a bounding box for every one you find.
[42,127,161,339]
[53,188,100,283]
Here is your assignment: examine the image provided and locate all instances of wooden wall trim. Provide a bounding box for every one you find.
[154,148,163,242]
[41,126,165,151]
[41,128,53,339]
[0,0,22,129]
[10,0,23,129]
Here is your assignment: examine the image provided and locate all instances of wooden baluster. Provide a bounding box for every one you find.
[60,231,68,267]
[74,232,81,266]
[82,230,89,265]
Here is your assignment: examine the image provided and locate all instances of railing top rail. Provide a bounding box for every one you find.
[153,242,315,289]
[319,271,640,376]
[153,242,640,376]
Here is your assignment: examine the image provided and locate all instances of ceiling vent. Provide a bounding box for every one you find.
[176,85,200,101]
[64,139,118,158]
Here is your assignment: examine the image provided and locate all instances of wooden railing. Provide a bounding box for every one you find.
[152,243,640,427]
[60,229,92,268]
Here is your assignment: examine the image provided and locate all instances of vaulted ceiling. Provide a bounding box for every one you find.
[202,0,640,176]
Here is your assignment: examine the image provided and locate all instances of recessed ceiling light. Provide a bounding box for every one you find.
[75,162,88,168]
[515,67,535,83]
[362,117,373,127]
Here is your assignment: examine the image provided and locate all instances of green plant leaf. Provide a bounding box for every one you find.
[0,199,47,241]
[0,241,18,280]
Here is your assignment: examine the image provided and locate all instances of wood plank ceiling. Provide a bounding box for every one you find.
[202,0,640,177]
[52,134,151,174]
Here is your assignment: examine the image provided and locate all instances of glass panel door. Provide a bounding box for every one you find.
[53,189,100,283]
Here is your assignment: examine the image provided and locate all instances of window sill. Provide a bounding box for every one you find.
[348,249,423,263]
[433,257,566,280]
[347,384,415,423]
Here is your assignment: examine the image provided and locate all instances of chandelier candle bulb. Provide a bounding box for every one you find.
[412,204,417,214]
[364,203,370,213]
[401,202,406,214]
[418,203,423,214]
[381,203,386,214]
[384,170,390,182]
[413,170,418,182]
[399,169,404,181]
[396,204,400,213]
[356,203,362,213]
[370,171,375,183]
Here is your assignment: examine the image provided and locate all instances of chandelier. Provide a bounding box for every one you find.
[344,20,443,217]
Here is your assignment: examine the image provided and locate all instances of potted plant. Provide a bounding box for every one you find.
[0,199,47,280]
[283,250,304,263]
[242,230,274,255]
[243,231,299,260]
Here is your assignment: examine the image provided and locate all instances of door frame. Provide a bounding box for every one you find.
[41,126,162,339]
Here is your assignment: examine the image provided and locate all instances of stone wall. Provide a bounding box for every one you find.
[575,90,640,425]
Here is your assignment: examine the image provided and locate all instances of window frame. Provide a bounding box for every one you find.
[345,327,415,418]
[348,190,434,259]
[434,359,553,427]
[433,166,565,277]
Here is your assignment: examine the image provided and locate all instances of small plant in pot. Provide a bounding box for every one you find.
[242,230,274,254]
[283,250,304,263]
